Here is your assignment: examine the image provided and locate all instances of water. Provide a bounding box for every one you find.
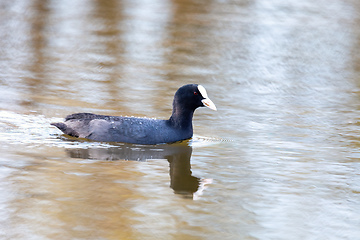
[1,0,360,239]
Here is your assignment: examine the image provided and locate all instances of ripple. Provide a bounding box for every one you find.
[190,135,233,148]
[0,110,231,151]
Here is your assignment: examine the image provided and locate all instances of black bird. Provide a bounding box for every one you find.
[51,84,216,144]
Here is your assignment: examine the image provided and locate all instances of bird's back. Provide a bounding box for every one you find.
[51,113,192,144]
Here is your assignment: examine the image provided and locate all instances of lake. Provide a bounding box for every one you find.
[1,0,360,239]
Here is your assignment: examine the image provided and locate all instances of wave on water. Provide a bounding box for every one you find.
[0,110,232,150]
[0,110,112,149]
[190,135,233,148]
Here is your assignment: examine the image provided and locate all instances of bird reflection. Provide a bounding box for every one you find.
[66,142,207,199]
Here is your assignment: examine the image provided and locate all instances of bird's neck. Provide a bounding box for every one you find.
[169,105,194,130]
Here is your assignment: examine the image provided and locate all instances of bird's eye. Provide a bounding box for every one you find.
[194,92,198,95]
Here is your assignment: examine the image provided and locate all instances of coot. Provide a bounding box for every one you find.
[51,84,216,144]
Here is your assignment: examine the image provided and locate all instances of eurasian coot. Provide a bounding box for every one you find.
[51,84,216,144]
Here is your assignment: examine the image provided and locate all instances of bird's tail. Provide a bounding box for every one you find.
[51,122,79,137]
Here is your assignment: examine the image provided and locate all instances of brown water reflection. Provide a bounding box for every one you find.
[67,142,202,197]
[1,0,360,239]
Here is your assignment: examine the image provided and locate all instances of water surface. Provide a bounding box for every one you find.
[1,0,360,239]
